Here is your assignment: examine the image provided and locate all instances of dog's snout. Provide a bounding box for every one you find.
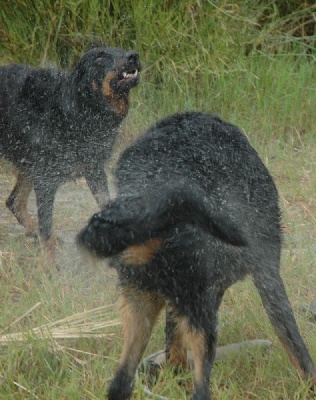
[126,51,139,64]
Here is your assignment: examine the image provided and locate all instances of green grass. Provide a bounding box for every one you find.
[0,1,316,398]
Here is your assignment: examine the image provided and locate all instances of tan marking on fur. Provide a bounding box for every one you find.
[101,72,129,117]
[10,172,37,235]
[276,332,307,378]
[166,304,188,367]
[121,238,163,266]
[101,71,117,97]
[168,327,188,367]
[36,233,58,272]
[119,289,164,374]
[180,316,207,385]
[43,235,57,264]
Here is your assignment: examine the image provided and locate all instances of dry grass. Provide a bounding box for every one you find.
[0,303,120,344]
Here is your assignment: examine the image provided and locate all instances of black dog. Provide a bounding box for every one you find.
[77,112,315,399]
[0,47,141,261]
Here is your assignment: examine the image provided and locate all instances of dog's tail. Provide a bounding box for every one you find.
[77,185,247,258]
[150,185,247,246]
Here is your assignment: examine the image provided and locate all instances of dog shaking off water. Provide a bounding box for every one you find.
[77,112,315,399]
[0,47,141,261]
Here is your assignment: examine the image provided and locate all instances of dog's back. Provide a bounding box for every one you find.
[117,112,281,245]
[0,64,64,162]
[108,112,281,299]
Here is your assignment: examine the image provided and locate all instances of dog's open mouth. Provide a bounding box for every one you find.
[121,70,139,80]
[104,51,141,96]
[117,68,140,90]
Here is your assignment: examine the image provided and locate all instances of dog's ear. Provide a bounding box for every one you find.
[70,50,96,88]
[71,49,115,82]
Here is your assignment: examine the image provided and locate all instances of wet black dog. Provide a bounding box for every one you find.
[0,47,141,261]
[77,112,315,399]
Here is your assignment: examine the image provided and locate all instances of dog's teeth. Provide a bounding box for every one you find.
[122,70,138,79]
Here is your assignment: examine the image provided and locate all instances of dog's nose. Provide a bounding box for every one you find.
[126,51,139,64]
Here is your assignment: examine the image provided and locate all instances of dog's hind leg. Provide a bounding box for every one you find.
[108,289,164,400]
[179,291,221,400]
[253,269,316,381]
[6,170,37,237]
[165,301,188,368]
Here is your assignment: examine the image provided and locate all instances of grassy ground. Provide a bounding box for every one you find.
[0,86,315,399]
[0,1,316,398]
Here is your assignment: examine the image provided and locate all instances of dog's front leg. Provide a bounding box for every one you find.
[84,163,109,208]
[6,170,37,237]
[33,179,59,266]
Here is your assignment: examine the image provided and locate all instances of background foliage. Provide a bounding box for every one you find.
[1,1,315,141]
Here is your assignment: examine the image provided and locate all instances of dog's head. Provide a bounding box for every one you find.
[76,196,149,258]
[71,47,141,115]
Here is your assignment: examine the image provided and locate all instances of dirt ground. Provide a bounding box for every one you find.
[0,160,118,282]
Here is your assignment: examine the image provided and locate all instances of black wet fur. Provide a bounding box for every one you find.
[77,185,248,258]
[77,112,315,399]
[0,47,141,246]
